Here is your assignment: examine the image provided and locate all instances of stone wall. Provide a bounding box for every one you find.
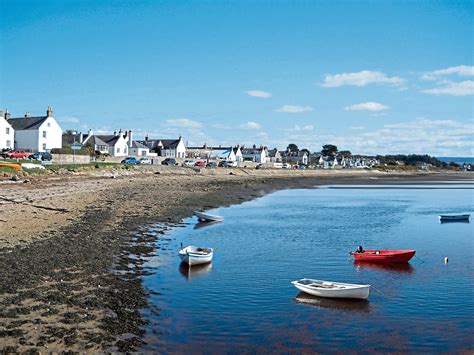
[52,154,91,164]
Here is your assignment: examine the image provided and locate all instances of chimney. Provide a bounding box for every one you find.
[88,128,93,137]
[118,128,123,136]
[145,134,148,141]
[0,110,3,119]
[47,106,53,117]
[113,130,117,136]
[127,130,133,148]
[5,109,10,121]
[79,132,84,143]
[253,144,256,149]
[25,112,30,118]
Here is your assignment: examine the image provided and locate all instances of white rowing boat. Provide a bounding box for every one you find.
[438,214,470,222]
[179,245,214,266]
[194,211,224,222]
[291,278,370,300]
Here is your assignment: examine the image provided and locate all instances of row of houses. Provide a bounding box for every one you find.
[1,107,380,167]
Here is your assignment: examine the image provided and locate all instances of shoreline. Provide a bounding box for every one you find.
[0,169,472,351]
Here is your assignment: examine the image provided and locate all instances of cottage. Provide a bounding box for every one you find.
[0,110,14,150]
[8,107,62,152]
[83,129,130,157]
[281,150,308,165]
[138,136,186,158]
[233,146,243,162]
[241,145,268,163]
[267,148,282,163]
[129,141,150,157]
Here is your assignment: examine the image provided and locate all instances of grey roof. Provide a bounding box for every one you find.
[131,141,148,149]
[137,138,180,150]
[9,116,48,130]
[95,135,121,146]
[84,135,109,147]
[267,148,280,157]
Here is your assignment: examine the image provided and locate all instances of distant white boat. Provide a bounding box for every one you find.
[291,278,370,300]
[179,245,214,266]
[194,211,224,222]
[438,214,470,222]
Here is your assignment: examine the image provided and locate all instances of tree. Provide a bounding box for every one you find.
[287,143,299,152]
[321,144,338,157]
[300,148,310,155]
[339,150,352,157]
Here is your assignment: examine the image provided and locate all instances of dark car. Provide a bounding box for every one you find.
[218,160,227,167]
[206,162,217,168]
[28,152,53,161]
[121,157,140,164]
[161,158,178,166]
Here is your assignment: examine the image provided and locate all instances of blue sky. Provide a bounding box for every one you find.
[1,0,473,156]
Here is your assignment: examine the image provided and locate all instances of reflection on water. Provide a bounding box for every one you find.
[179,262,213,281]
[141,186,474,352]
[353,261,415,274]
[194,220,222,229]
[294,292,371,313]
[439,219,470,224]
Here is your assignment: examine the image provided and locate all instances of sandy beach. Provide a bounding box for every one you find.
[0,167,471,351]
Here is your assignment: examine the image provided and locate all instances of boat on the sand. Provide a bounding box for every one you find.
[179,245,214,266]
[291,278,370,300]
[351,249,416,263]
[194,211,224,222]
[438,214,470,223]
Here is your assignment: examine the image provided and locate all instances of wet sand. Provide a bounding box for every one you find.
[0,167,471,351]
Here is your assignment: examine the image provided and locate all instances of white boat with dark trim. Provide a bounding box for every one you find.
[194,211,224,222]
[179,245,214,266]
[438,214,470,222]
[291,278,370,300]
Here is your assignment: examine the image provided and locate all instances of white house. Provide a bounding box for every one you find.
[138,136,186,158]
[0,110,14,150]
[187,144,238,161]
[83,129,130,157]
[233,145,243,162]
[267,148,282,163]
[129,141,150,157]
[241,146,268,163]
[8,107,63,152]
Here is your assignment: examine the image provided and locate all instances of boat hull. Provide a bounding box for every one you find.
[292,279,370,300]
[352,249,416,263]
[439,215,470,222]
[179,246,214,266]
[194,211,223,222]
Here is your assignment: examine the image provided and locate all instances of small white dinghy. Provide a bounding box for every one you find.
[291,278,370,300]
[194,211,224,222]
[438,214,470,222]
[179,245,214,266]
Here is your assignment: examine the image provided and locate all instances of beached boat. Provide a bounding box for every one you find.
[291,278,370,300]
[0,162,22,170]
[438,214,470,222]
[194,211,224,222]
[351,249,416,263]
[179,245,214,266]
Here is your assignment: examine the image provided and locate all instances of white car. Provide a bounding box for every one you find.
[183,160,195,167]
[140,158,152,165]
[225,161,238,167]
[282,163,291,169]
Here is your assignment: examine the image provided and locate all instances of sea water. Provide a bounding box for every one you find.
[140,185,474,352]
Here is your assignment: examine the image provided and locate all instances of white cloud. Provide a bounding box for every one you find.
[321,70,405,88]
[422,65,474,80]
[345,102,389,112]
[422,80,474,96]
[165,118,202,129]
[291,124,314,131]
[275,105,314,113]
[246,90,272,98]
[240,121,261,129]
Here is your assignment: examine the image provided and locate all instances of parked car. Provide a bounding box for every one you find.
[282,163,291,169]
[161,158,178,166]
[28,152,53,161]
[206,162,217,168]
[121,157,140,164]
[256,163,266,169]
[4,150,29,159]
[139,157,152,165]
[194,161,206,167]
[218,160,227,167]
[183,159,195,167]
[224,161,238,167]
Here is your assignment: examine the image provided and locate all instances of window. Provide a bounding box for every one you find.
[6,128,9,135]
[6,140,11,147]
[47,122,51,127]
[117,148,120,154]
[42,143,47,150]
[42,131,47,138]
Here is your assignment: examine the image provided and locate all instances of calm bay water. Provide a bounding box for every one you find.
[140,185,474,352]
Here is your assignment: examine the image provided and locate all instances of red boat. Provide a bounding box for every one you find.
[351,249,416,263]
